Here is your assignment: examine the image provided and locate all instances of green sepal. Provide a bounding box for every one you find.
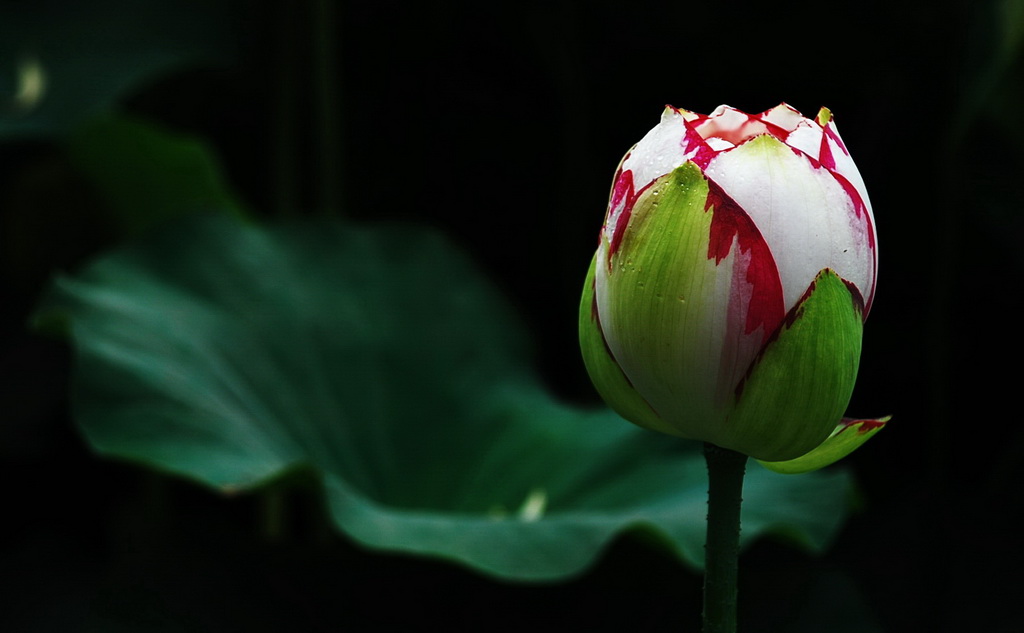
[758,416,890,474]
[718,268,864,461]
[596,162,729,438]
[578,254,672,434]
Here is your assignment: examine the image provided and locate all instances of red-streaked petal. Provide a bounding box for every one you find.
[757,103,805,137]
[607,175,656,261]
[704,177,786,406]
[704,178,785,344]
[595,164,785,437]
[603,107,721,254]
[704,134,876,316]
[694,104,788,147]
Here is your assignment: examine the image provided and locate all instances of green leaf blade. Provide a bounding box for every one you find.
[36,215,862,580]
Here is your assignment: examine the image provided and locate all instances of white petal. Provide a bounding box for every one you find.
[604,108,707,250]
[697,105,774,146]
[704,135,875,312]
[620,107,691,191]
[759,103,805,133]
[783,120,825,162]
[706,137,736,151]
[824,121,875,222]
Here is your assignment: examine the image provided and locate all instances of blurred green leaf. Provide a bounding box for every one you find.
[996,0,1024,61]
[68,115,248,235]
[0,0,236,139]
[952,0,1024,146]
[35,215,858,580]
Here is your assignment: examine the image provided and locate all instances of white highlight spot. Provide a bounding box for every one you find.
[10,55,46,114]
[516,488,547,522]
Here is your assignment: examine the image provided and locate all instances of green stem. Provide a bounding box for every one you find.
[702,442,747,633]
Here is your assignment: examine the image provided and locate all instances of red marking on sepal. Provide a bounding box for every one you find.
[787,276,817,327]
[842,277,866,317]
[840,416,888,434]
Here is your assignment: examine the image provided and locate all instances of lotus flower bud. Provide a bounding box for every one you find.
[579,104,885,470]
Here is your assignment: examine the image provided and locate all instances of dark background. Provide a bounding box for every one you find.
[3,0,1023,630]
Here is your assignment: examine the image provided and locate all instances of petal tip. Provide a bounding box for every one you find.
[816,107,833,127]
